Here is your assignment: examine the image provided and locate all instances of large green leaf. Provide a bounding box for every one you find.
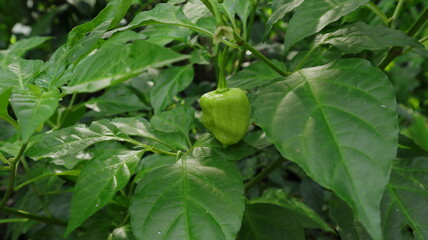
[150,65,194,113]
[65,149,144,236]
[253,58,398,240]
[315,22,424,53]
[130,156,244,240]
[382,157,428,239]
[11,86,60,142]
[26,120,133,159]
[0,58,43,92]
[284,0,369,52]
[60,40,188,94]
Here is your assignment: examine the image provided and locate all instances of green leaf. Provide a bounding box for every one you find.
[382,157,428,239]
[217,0,238,24]
[0,58,43,92]
[228,60,285,89]
[284,0,369,52]
[253,189,333,231]
[142,25,190,46]
[253,58,398,240]
[182,0,212,23]
[150,65,194,113]
[0,36,50,65]
[61,40,188,94]
[11,86,60,142]
[235,0,253,26]
[192,134,257,162]
[65,149,144,236]
[134,154,177,183]
[150,105,195,149]
[109,3,213,38]
[404,113,428,152]
[63,0,131,65]
[130,155,244,240]
[110,117,156,139]
[330,193,372,240]
[315,22,424,54]
[0,87,12,121]
[26,120,132,159]
[264,0,304,39]
[36,0,132,89]
[86,84,149,117]
[238,203,305,240]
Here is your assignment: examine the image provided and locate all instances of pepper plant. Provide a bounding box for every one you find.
[0,0,428,239]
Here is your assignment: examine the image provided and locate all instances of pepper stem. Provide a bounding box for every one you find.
[217,46,229,91]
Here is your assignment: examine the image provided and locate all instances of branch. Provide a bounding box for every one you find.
[245,158,287,193]
[378,7,428,70]
[0,205,67,227]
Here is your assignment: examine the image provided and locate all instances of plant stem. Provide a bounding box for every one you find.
[0,205,67,227]
[246,0,259,41]
[0,143,28,206]
[234,33,288,77]
[378,7,428,70]
[0,115,18,129]
[217,47,229,90]
[14,170,80,191]
[407,7,428,38]
[245,158,287,193]
[0,153,8,164]
[58,93,77,128]
[0,166,12,171]
[390,0,405,28]
[366,1,389,25]
[420,35,428,43]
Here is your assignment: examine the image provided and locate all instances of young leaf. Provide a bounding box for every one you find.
[284,0,369,52]
[26,120,133,159]
[65,149,144,236]
[382,157,428,239]
[315,22,424,54]
[11,86,60,142]
[130,155,245,240]
[150,65,194,113]
[61,40,188,94]
[253,58,398,240]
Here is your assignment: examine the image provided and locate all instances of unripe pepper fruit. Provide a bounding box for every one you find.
[200,88,250,147]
